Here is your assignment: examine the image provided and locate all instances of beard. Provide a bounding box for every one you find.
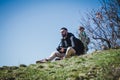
[62,33,67,37]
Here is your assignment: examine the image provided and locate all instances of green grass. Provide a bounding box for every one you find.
[0,49,120,80]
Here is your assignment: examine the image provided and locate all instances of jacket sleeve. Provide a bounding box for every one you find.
[70,36,75,48]
[56,39,63,51]
[58,39,65,47]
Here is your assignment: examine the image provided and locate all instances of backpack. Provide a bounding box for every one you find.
[74,37,85,55]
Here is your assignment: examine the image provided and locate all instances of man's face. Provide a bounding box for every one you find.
[79,29,84,32]
[60,29,67,37]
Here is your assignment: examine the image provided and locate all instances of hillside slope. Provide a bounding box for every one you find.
[0,49,120,80]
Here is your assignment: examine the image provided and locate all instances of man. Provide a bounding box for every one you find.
[78,26,90,53]
[36,27,84,63]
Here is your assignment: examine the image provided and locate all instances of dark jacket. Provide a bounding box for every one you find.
[57,33,84,55]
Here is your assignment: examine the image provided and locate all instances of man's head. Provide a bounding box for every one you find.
[79,26,85,32]
[60,27,68,37]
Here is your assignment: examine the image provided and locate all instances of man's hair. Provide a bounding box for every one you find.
[79,26,85,30]
[60,27,68,31]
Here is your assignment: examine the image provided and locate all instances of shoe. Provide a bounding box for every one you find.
[36,59,48,63]
[55,58,61,61]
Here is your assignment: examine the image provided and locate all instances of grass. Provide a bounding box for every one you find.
[0,49,120,80]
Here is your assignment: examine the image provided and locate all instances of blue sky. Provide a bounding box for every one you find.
[0,0,101,66]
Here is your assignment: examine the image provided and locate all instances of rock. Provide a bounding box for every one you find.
[0,67,4,70]
[19,64,27,67]
[2,66,9,70]
[10,66,19,70]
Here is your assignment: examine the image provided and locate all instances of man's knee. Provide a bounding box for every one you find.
[50,51,58,57]
[67,47,76,53]
[67,47,73,51]
[52,51,64,57]
[65,47,76,58]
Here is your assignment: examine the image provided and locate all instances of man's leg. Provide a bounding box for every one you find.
[36,51,65,63]
[47,51,65,61]
[84,43,88,54]
[65,47,76,58]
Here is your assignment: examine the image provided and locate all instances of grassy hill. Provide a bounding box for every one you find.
[0,49,120,80]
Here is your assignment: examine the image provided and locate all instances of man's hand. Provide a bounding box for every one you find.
[59,48,65,53]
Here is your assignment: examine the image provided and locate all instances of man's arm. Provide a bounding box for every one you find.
[56,39,66,53]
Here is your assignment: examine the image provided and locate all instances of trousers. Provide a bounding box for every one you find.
[47,47,76,61]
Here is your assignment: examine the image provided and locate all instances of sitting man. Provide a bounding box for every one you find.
[36,27,84,63]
